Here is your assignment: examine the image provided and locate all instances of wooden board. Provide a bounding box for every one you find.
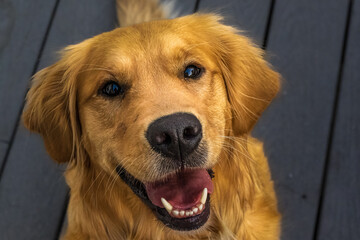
[252,1,349,239]
[317,0,360,239]
[0,0,117,239]
[38,0,117,69]
[0,127,68,240]
[198,0,272,44]
[0,0,58,171]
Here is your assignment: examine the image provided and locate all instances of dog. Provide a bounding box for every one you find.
[22,0,281,239]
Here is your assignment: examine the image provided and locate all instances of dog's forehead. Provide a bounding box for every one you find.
[95,20,204,65]
[120,35,188,62]
[83,19,219,87]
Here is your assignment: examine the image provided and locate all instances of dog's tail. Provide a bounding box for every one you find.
[116,0,173,27]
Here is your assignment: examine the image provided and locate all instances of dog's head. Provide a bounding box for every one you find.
[23,14,279,232]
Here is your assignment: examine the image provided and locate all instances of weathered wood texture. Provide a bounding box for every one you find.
[38,0,117,69]
[317,1,360,239]
[0,0,117,239]
[0,0,58,171]
[0,127,67,240]
[252,0,349,239]
[199,0,272,44]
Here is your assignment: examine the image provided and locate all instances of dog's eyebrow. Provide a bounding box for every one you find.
[112,55,134,68]
[80,64,115,74]
[82,63,134,81]
[78,67,120,84]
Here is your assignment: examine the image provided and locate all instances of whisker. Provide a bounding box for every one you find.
[83,170,104,199]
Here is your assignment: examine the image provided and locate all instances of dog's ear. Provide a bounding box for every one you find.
[206,16,280,135]
[22,42,89,163]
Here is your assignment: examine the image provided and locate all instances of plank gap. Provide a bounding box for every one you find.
[262,0,276,49]
[55,192,69,240]
[312,0,354,239]
[194,0,201,13]
[0,0,61,180]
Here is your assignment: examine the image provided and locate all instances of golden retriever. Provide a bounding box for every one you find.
[22,0,281,239]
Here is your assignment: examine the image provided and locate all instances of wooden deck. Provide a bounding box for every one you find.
[0,0,359,239]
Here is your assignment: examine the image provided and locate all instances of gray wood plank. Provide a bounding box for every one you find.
[317,1,360,239]
[0,0,58,169]
[0,0,117,239]
[38,0,117,69]
[199,0,272,44]
[0,126,67,240]
[252,1,349,240]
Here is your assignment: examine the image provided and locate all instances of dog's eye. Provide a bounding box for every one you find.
[184,65,202,79]
[101,81,125,97]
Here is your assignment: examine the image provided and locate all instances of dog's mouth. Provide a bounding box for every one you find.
[116,166,214,231]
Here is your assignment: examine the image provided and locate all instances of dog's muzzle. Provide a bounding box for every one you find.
[116,112,214,231]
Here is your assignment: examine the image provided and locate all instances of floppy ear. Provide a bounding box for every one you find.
[211,19,280,135]
[22,42,89,163]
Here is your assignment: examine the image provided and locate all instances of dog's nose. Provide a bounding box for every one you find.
[146,113,202,161]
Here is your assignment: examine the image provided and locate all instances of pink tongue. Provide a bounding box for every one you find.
[145,169,213,209]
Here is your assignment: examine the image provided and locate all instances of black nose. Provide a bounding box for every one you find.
[146,113,202,161]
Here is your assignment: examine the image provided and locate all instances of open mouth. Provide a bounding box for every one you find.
[116,166,214,231]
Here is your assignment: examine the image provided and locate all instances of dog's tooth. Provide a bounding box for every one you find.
[198,203,204,211]
[161,198,173,213]
[180,210,185,217]
[192,207,198,214]
[186,211,190,217]
[172,210,179,216]
[200,188,208,204]
[190,210,194,216]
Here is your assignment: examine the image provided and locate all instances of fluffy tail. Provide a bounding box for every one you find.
[116,0,172,27]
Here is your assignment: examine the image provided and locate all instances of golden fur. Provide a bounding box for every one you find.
[23,0,281,239]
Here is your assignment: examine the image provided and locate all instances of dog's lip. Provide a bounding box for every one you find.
[116,166,214,231]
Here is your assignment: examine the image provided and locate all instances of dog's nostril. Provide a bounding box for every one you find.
[183,126,200,139]
[155,133,171,145]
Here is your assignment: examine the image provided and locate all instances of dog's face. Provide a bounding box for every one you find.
[23,15,279,232]
[77,24,229,180]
